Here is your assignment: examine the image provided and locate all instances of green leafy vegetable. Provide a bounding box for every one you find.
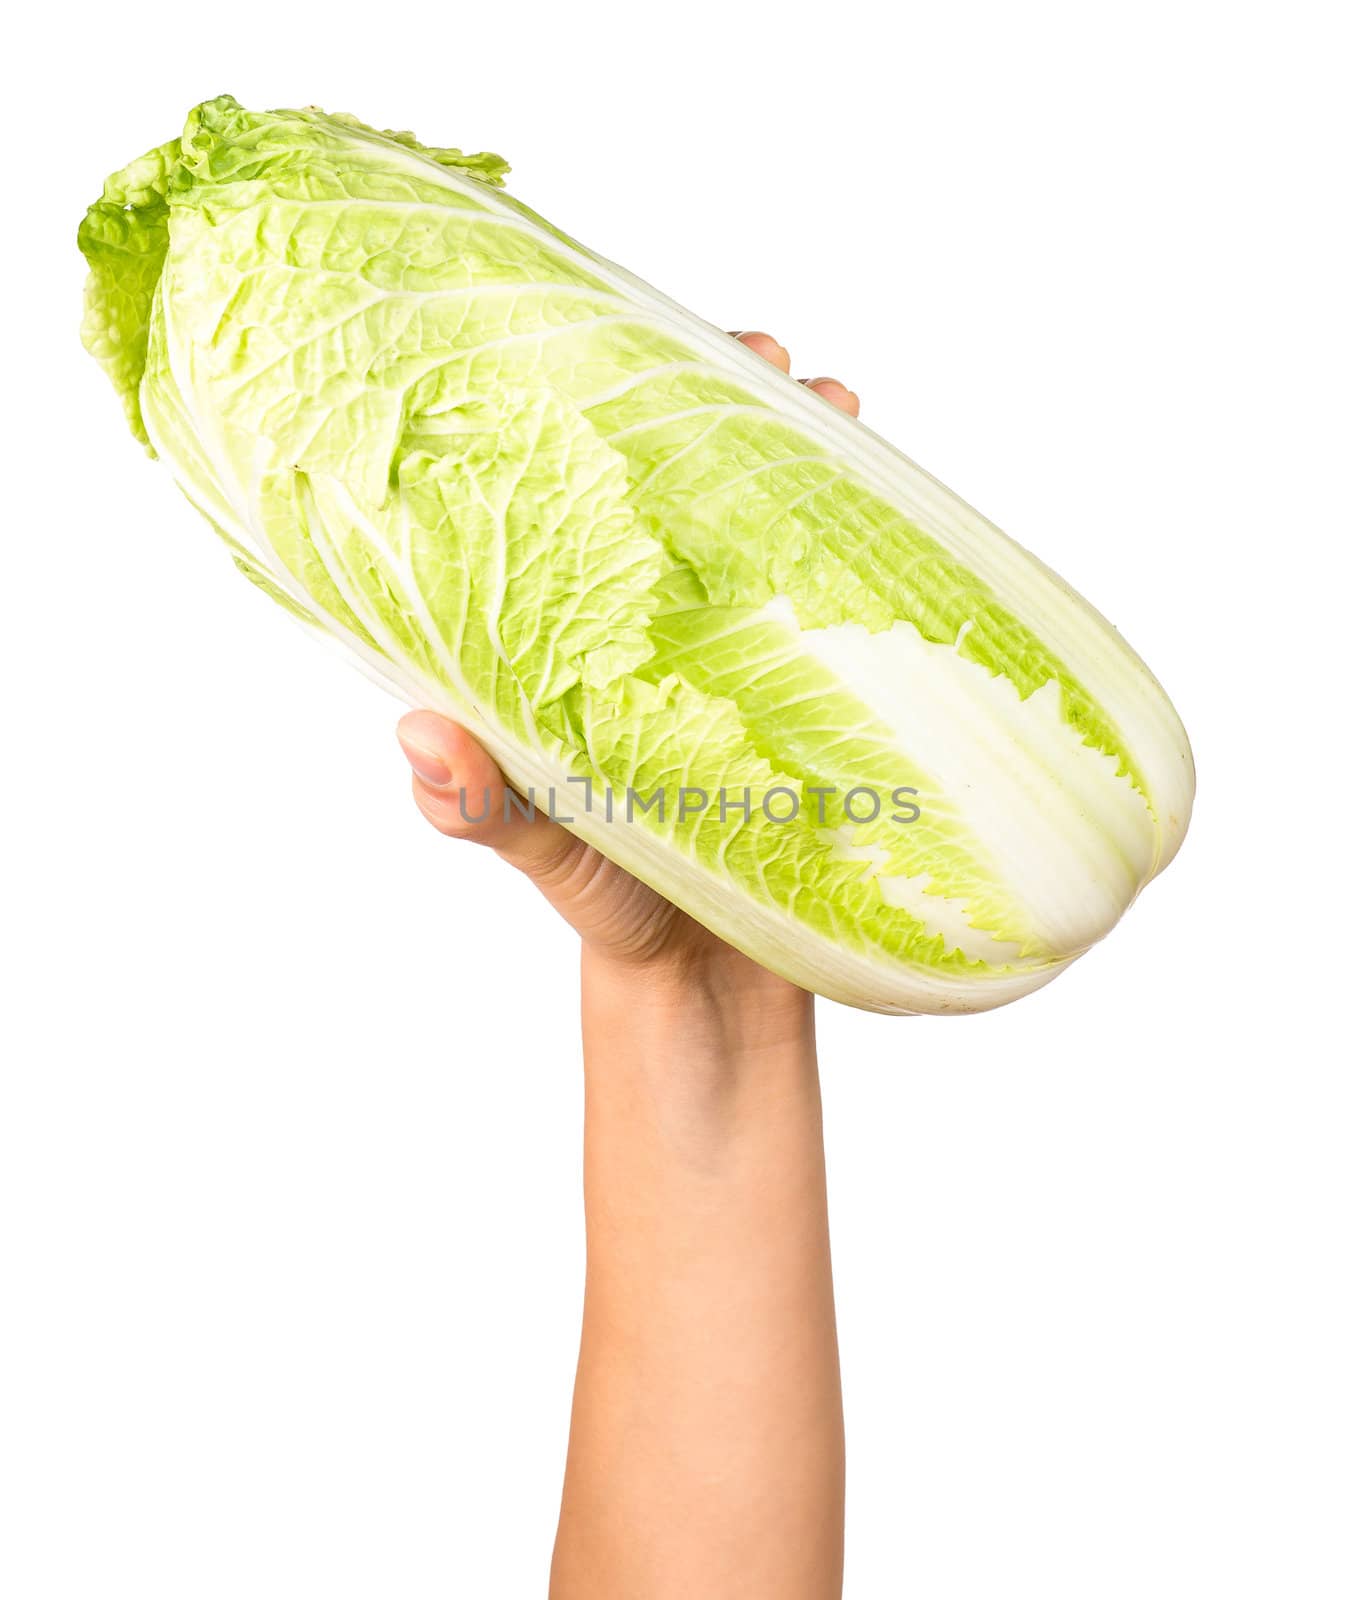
[80,96,1193,1014]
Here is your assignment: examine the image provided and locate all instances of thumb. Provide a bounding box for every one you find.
[396,711,587,888]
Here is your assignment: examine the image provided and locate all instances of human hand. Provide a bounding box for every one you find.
[395,332,860,992]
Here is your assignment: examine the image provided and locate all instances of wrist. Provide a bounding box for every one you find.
[581,940,813,1044]
[579,942,818,1140]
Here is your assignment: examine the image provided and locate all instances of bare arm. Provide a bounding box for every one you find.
[552,951,842,1598]
[396,333,856,1599]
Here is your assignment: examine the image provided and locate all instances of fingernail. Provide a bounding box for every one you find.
[397,730,451,787]
[804,376,841,389]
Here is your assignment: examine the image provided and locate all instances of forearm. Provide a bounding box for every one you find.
[550,949,844,1599]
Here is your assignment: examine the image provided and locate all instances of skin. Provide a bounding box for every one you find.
[397,334,857,1599]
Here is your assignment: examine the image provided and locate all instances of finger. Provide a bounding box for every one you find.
[801,376,861,417]
[730,330,791,373]
[397,711,585,886]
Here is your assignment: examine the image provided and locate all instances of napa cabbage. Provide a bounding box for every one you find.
[79,96,1193,1014]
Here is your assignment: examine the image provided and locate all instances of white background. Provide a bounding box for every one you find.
[3,2,1367,1594]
